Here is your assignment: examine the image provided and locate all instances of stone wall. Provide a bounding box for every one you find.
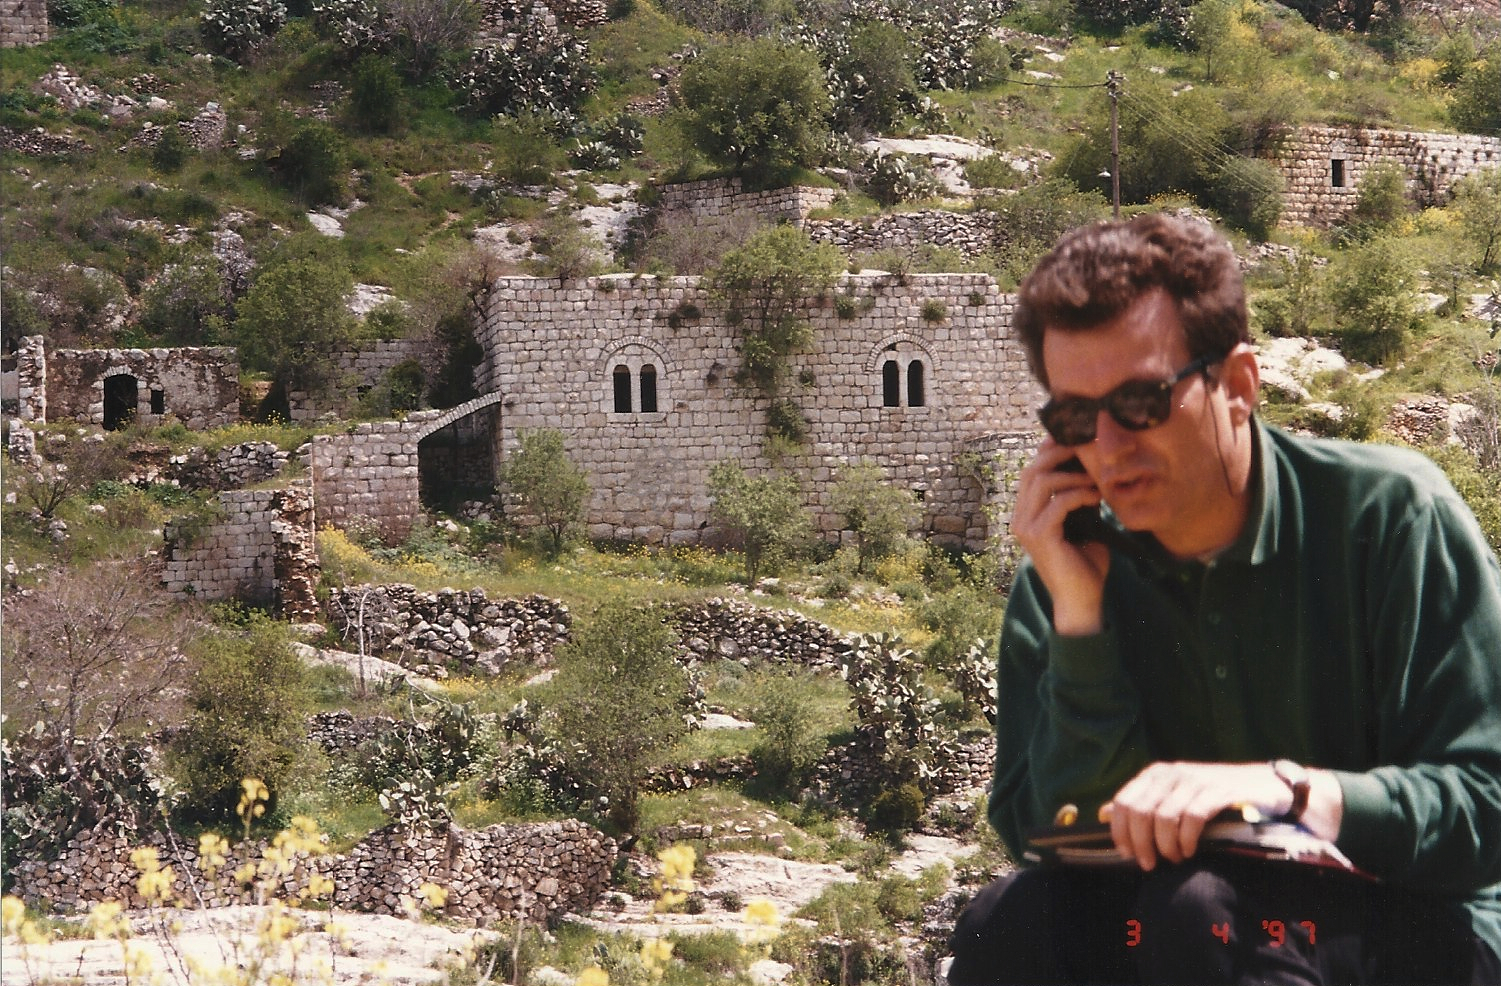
[288,338,426,423]
[10,818,616,927]
[807,209,995,262]
[325,585,572,675]
[477,273,1042,552]
[1269,125,1501,228]
[652,177,839,241]
[13,335,46,422]
[0,0,47,47]
[43,345,239,431]
[162,483,319,617]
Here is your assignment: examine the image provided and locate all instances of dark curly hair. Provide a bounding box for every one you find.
[1014,213,1250,388]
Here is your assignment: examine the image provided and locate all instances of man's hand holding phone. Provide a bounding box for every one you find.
[1013,441,1112,636]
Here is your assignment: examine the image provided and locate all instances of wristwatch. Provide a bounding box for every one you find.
[1270,759,1311,823]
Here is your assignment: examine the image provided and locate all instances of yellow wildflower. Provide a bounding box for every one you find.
[640,938,674,980]
[130,846,160,874]
[653,844,696,912]
[198,832,229,877]
[88,900,130,940]
[137,864,176,905]
[19,919,52,947]
[744,898,780,927]
[576,966,610,986]
[418,882,448,910]
[237,778,270,824]
[305,873,335,899]
[2,895,26,936]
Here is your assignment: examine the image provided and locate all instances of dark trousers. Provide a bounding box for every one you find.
[946,858,1501,985]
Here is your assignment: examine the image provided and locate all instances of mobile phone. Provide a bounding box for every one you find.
[1056,458,1112,546]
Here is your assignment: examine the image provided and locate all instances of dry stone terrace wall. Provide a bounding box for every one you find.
[477,273,1042,551]
[325,585,571,675]
[10,819,616,927]
[161,483,319,617]
[1270,125,1501,228]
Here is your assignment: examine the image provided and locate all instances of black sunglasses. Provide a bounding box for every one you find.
[1039,355,1216,446]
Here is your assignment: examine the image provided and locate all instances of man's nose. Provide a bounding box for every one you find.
[1092,408,1136,460]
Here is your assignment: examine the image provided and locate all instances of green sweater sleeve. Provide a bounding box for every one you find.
[988,564,1151,858]
[1332,489,1501,895]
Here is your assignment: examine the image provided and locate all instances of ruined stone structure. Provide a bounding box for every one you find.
[162,483,320,617]
[1268,125,1501,228]
[467,273,1041,551]
[0,0,47,47]
[10,337,239,431]
[287,337,426,422]
[308,394,505,539]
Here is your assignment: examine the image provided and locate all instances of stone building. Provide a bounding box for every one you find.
[1268,125,1501,228]
[464,272,1043,550]
[9,336,240,431]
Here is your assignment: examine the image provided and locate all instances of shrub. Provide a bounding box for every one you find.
[963,154,1024,191]
[170,613,310,822]
[233,249,358,396]
[451,15,596,119]
[1206,156,1283,240]
[1341,160,1410,240]
[150,124,189,173]
[349,56,404,134]
[138,252,229,345]
[500,427,590,558]
[490,112,568,186]
[862,151,941,206]
[749,675,828,791]
[677,38,832,184]
[863,781,925,837]
[1448,45,1499,136]
[546,602,692,833]
[830,460,919,575]
[1327,237,1425,365]
[707,460,815,583]
[271,120,350,206]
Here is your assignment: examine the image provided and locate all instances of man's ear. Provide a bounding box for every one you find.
[1219,344,1259,425]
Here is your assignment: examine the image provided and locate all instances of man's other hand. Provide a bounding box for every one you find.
[1102,762,1297,870]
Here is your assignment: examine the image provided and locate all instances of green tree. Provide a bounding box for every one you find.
[1185,0,1237,82]
[500,428,590,558]
[829,460,919,574]
[708,460,814,584]
[838,22,916,133]
[709,225,843,397]
[170,612,310,822]
[1328,237,1425,365]
[547,602,691,833]
[677,38,832,184]
[1342,160,1410,240]
[233,251,358,398]
[1450,169,1501,273]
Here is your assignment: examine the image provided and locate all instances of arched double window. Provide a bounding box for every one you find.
[611,363,660,414]
[881,358,927,408]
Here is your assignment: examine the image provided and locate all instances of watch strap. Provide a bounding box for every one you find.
[1270,759,1310,823]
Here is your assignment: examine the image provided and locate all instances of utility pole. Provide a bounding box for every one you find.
[1106,70,1122,219]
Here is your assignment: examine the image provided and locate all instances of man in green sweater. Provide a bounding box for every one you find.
[947,213,1501,984]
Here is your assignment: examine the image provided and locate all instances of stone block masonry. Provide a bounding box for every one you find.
[162,482,319,615]
[477,273,1044,551]
[39,342,239,431]
[0,0,47,47]
[1269,125,1501,228]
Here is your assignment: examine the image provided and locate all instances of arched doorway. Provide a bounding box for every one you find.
[416,395,505,515]
[103,374,139,431]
